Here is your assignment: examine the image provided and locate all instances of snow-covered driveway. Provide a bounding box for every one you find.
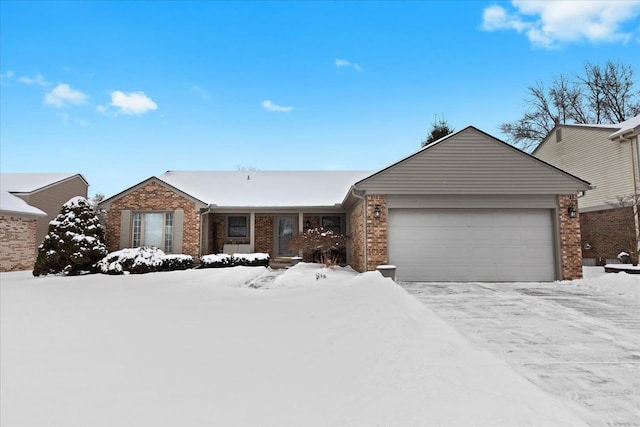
[401,269,640,427]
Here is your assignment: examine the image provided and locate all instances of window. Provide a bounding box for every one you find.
[321,216,342,234]
[132,212,173,253]
[227,215,248,238]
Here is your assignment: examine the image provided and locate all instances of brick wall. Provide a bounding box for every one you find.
[254,215,273,255]
[0,214,38,272]
[104,181,201,259]
[558,194,583,280]
[366,195,388,271]
[580,206,637,263]
[348,199,365,272]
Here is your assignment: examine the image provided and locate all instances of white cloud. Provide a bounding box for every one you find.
[261,99,293,112]
[335,58,363,72]
[44,83,88,107]
[18,73,51,86]
[481,1,640,48]
[109,91,157,115]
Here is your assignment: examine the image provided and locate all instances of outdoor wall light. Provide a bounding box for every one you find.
[373,205,381,219]
[304,219,311,229]
[567,204,577,218]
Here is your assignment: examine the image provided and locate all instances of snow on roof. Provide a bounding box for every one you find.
[0,191,46,216]
[610,115,640,139]
[157,170,374,207]
[0,173,85,193]
[562,123,620,129]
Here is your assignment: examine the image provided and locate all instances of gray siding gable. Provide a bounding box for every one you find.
[354,126,590,195]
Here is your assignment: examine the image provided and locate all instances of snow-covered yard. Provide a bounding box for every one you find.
[1,264,636,426]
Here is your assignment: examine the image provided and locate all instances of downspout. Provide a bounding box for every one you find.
[350,186,367,271]
[199,204,214,258]
[631,137,640,260]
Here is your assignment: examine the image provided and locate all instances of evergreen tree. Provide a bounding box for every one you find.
[33,196,107,276]
[422,115,454,147]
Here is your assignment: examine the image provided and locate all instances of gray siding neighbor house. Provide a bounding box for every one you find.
[533,115,640,264]
[101,126,590,282]
[0,173,89,271]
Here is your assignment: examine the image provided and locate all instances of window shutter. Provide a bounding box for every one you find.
[120,210,132,249]
[173,210,184,253]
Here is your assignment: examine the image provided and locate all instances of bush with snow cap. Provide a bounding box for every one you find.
[199,253,269,268]
[96,247,194,274]
[33,196,107,276]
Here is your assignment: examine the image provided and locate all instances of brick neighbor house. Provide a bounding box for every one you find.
[100,126,590,281]
[533,115,640,265]
[0,173,88,272]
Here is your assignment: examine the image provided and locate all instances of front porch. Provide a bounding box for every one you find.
[200,210,347,267]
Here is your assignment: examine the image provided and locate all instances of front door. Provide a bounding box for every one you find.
[275,216,297,256]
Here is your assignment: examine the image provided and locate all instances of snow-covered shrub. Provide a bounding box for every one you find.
[33,196,107,276]
[97,248,195,274]
[287,228,347,266]
[233,252,270,267]
[162,254,194,270]
[96,247,165,275]
[618,252,631,264]
[200,253,233,268]
[199,253,269,268]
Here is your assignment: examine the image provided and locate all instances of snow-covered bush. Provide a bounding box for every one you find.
[96,248,195,275]
[162,254,194,270]
[200,254,233,268]
[233,252,270,267]
[287,228,347,266]
[96,247,165,275]
[199,253,270,268]
[33,196,107,276]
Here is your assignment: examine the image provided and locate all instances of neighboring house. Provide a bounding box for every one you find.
[101,126,590,282]
[533,115,640,264]
[0,173,89,271]
[0,191,46,272]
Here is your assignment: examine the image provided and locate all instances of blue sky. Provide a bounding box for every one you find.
[2,1,640,198]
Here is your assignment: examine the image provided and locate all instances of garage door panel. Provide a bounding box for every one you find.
[388,209,555,282]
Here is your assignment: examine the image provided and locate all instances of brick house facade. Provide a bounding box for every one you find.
[0,215,39,272]
[100,126,589,281]
[580,207,637,264]
[103,180,202,260]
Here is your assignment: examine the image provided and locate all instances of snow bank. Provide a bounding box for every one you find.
[566,269,640,300]
[1,265,588,426]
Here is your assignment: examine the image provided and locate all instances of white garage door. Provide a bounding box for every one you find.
[388,209,555,282]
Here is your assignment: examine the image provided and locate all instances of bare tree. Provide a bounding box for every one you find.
[501,60,640,152]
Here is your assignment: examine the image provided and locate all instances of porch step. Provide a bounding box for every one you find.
[269,257,298,270]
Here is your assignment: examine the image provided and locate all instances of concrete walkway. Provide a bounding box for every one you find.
[401,280,640,427]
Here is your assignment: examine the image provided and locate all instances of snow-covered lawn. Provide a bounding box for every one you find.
[2,264,623,427]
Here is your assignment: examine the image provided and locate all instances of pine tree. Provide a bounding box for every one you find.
[421,115,454,147]
[33,196,108,276]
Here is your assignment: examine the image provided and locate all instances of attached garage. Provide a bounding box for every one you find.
[387,208,555,282]
[346,126,591,282]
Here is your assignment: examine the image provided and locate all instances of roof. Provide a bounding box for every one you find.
[0,191,46,216]
[610,115,640,140]
[157,170,374,207]
[0,173,88,193]
[354,126,591,191]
